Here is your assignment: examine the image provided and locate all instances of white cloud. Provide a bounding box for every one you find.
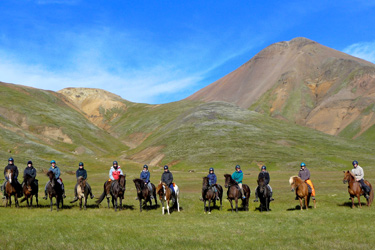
[343,41,375,64]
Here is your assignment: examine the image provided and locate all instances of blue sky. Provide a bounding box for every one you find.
[0,1,375,104]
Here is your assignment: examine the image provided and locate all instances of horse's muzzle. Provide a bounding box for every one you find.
[343,180,347,184]
[291,188,294,192]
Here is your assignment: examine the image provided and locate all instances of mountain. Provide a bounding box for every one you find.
[187,37,375,139]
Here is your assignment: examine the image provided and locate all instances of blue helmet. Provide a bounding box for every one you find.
[352,160,358,166]
[8,157,14,162]
[113,161,118,165]
[143,164,148,169]
[300,162,306,167]
[50,160,56,164]
[209,167,214,172]
[261,165,266,170]
[164,165,168,170]
[235,165,240,169]
[79,162,84,166]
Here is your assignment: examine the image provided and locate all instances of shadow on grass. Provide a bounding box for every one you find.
[254,206,272,212]
[286,205,315,211]
[338,201,367,208]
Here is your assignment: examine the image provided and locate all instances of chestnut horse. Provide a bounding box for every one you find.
[156,182,180,215]
[46,170,64,211]
[20,174,38,208]
[224,174,250,212]
[343,170,374,208]
[133,178,157,212]
[201,177,223,214]
[289,176,316,210]
[5,169,20,208]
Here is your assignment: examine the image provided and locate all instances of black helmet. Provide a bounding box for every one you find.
[27,161,33,165]
[143,165,148,169]
[164,165,168,170]
[113,161,118,165]
[235,165,240,169]
[8,157,14,162]
[209,167,214,172]
[79,162,84,167]
[261,165,266,170]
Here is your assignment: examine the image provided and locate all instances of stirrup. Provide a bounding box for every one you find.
[270,197,274,201]
[43,196,47,200]
[253,199,258,202]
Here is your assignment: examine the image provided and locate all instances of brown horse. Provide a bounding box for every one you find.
[257,177,270,212]
[201,177,223,214]
[109,175,126,212]
[20,174,38,208]
[289,176,316,210]
[46,170,64,211]
[343,171,374,208]
[156,182,180,215]
[133,178,157,212]
[71,177,89,210]
[5,169,20,208]
[224,174,250,212]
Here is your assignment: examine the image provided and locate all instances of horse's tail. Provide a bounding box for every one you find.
[20,197,27,203]
[96,183,107,205]
[369,183,374,206]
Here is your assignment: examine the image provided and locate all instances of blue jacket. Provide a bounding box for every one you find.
[140,170,150,183]
[49,166,61,179]
[207,173,217,185]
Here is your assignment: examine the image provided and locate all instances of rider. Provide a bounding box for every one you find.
[72,162,94,202]
[207,167,219,200]
[139,164,154,199]
[2,157,23,198]
[161,165,174,195]
[232,165,246,199]
[109,161,123,182]
[43,160,66,199]
[23,161,38,188]
[351,160,370,199]
[253,165,274,202]
[298,162,315,200]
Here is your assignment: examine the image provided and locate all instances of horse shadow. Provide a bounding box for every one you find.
[338,201,367,207]
[286,205,314,211]
[254,206,272,212]
[36,204,74,209]
[142,204,160,210]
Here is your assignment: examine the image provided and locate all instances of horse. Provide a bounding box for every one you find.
[20,174,38,208]
[156,182,180,215]
[96,179,112,208]
[343,170,374,208]
[4,169,20,208]
[70,177,89,210]
[289,176,316,210]
[109,175,126,211]
[257,177,270,212]
[46,170,64,211]
[224,174,250,212]
[133,178,157,212]
[201,177,223,214]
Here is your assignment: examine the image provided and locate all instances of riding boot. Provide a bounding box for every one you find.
[270,191,274,201]
[295,195,299,200]
[240,188,246,199]
[90,192,94,199]
[43,190,48,200]
[72,185,78,201]
[253,190,259,202]
[215,191,219,200]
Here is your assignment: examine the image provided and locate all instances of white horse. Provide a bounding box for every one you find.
[156,182,180,215]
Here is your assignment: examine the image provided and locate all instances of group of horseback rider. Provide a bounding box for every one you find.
[2,157,371,203]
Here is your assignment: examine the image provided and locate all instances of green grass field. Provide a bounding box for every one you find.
[1,165,374,250]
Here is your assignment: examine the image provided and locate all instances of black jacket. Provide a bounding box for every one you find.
[161,171,173,186]
[76,168,87,179]
[258,171,270,185]
[4,164,19,180]
[24,166,36,179]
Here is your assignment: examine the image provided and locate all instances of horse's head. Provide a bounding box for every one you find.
[119,174,126,189]
[24,174,34,192]
[343,170,354,184]
[224,174,232,188]
[258,177,266,192]
[46,171,55,186]
[289,176,299,191]
[6,169,13,183]
[78,176,86,189]
[202,177,209,187]
[133,179,143,194]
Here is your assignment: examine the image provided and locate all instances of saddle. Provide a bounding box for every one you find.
[306,183,312,194]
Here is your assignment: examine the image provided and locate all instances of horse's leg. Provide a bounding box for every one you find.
[229,199,234,212]
[79,198,82,210]
[177,196,180,212]
[161,200,165,215]
[35,192,39,207]
[235,197,238,213]
[139,198,142,212]
[120,197,123,211]
[299,197,303,210]
[208,199,211,214]
[357,195,362,208]
[84,195,87,210]
[305,197,308,210]
[107,197,110,208]
[313,198,316,209]
[26,196,30,208]
[204,200,206,213]
[50,197,53,211]
[167,200,170,215]
[351,196,355,209]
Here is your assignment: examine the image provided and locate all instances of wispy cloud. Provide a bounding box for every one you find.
[343,41,375,64]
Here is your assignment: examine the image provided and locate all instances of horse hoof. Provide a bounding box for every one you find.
[208,212,211,215]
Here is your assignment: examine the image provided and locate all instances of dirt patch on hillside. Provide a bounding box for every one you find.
[40,127,73,144]
[123,132,152,149]
[129,146,165,166]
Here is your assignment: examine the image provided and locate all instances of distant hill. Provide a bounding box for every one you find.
[187,37,375,139]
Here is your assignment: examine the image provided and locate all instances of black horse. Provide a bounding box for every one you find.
[46,170,64,211]
[257,177,270,212]
[20,174,38,208]
[224,174,250,212]
[201,177,223,214]
[133,178,157,212]
[110,175,126,212]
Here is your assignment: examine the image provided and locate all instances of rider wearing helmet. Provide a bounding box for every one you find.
[161,165,174,194]
[2,157,22,198]
[23,160,38,188]
[298,162,315,200]
[351,160,370,199]
[43,160,66,199]
[139,164,154,199]
[109,161,123,181]
[254,165,274,202]
[207,167,219,200]
[72,162,94,202]
[232,165,246,199]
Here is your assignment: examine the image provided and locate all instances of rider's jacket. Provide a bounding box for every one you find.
[258,171,270,185]
[24,166,36,179]
[161,170,173,186]
[298,168,310,181]
[352,165,364,181]
[49,166,61,179]
[4,164,19,180]
[207,173,217,185]
[76,168,87,180]
[232,170,243,184]
[109,166,123,181]
[140,170,150,183]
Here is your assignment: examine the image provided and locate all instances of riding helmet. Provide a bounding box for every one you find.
[352,160,359,166]
[209,167,214,172]
[50,160,56,164]
[235,165,240,169]
[164,165,169,170]
[27,161,32,165]
[261,165,266,170]
[113,161,118,165]
[79,162,84,166]
[300,162,306,167]
[8,157,14,162]
[143,164,148,169]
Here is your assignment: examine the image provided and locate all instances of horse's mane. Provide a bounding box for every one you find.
[133,178,144,189]
[24,174,34,185]
[224,174,237,185]
[289,176,300,185]
[156,182,168,195]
